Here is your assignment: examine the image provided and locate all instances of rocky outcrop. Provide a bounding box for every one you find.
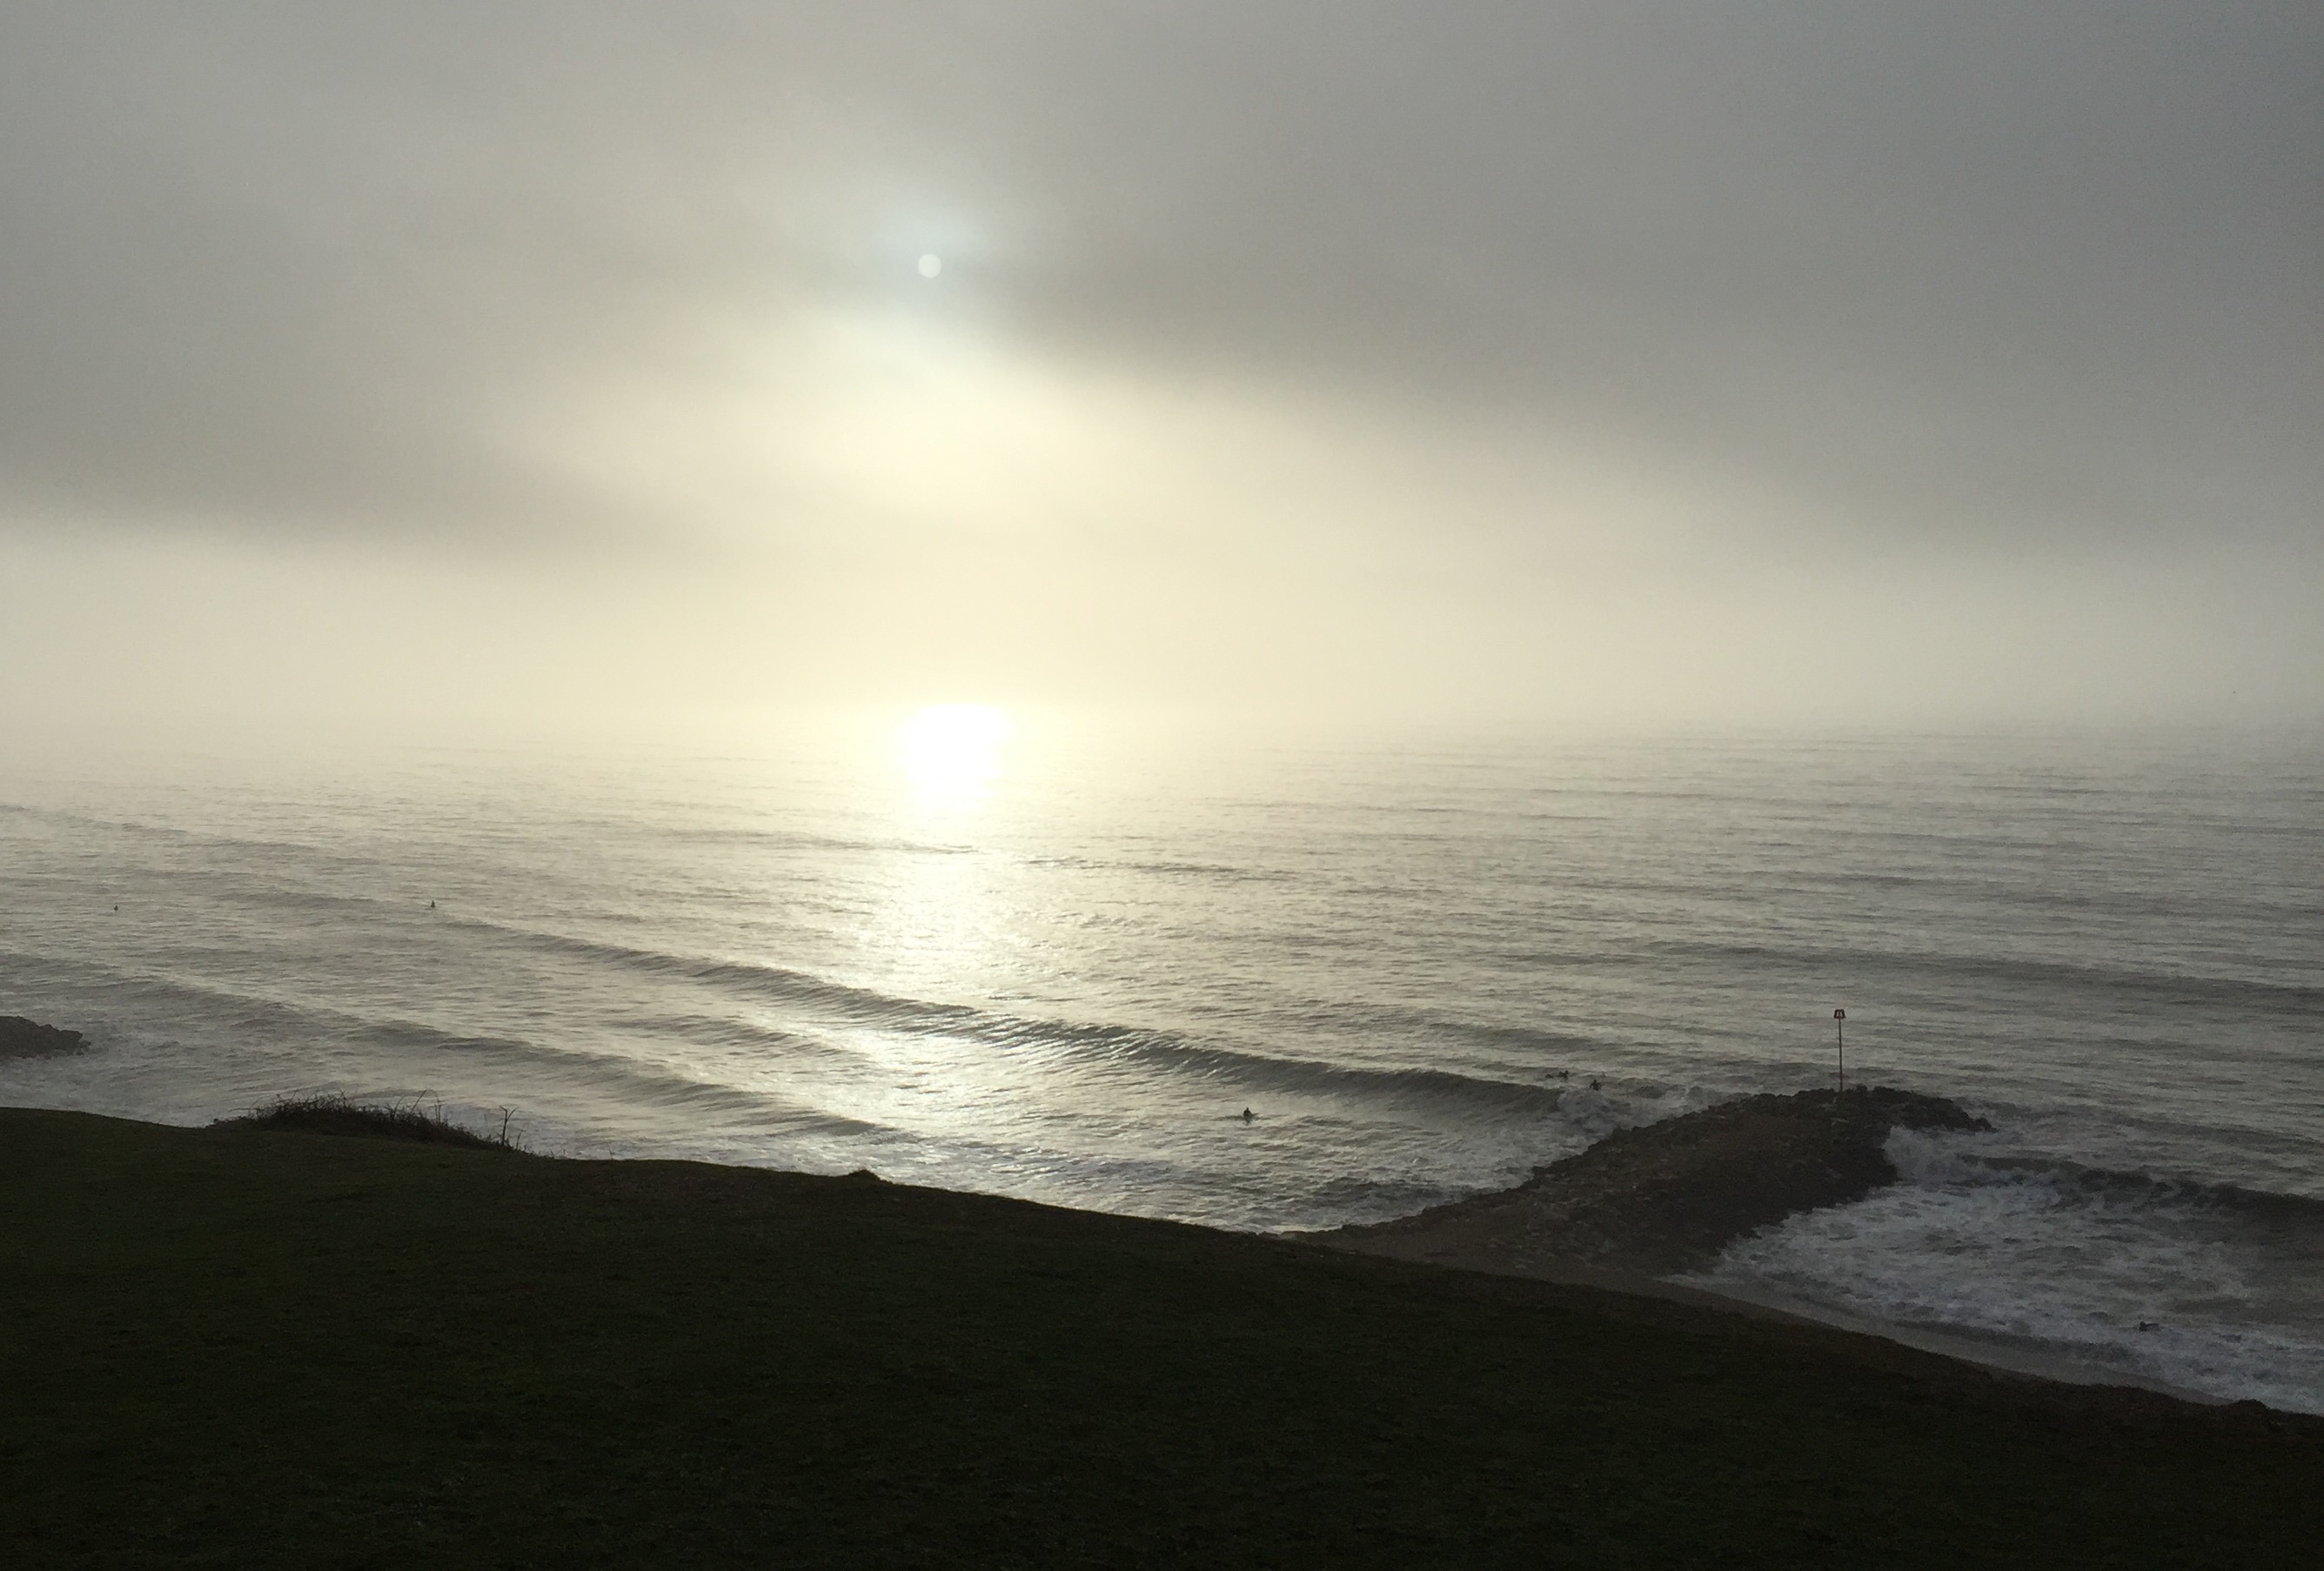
[1327,1086,1989,1277]
[0,1016,90,1060]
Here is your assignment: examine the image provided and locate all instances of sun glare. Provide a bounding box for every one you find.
[896,704,1012,806]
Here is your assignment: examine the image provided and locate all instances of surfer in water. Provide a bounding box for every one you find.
[1239,1107,1256,1124]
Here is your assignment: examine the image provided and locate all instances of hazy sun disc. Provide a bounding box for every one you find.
[897,704,1010,802]
[917,253,942,278]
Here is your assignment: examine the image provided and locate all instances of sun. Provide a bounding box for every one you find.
[895,704,1012,806]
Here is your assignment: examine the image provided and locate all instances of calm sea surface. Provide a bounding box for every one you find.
[4,727,2321,1407]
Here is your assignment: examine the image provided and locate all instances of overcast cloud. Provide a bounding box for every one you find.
[2,3,2318,736]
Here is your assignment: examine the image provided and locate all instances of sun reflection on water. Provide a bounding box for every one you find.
[895,704,1012,810]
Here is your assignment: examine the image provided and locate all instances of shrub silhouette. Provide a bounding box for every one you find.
[216,1093,520,1152]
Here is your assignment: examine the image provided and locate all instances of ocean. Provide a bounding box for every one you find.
[4,724,2321,1409]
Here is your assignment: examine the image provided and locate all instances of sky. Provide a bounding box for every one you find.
[2,1,2319,745]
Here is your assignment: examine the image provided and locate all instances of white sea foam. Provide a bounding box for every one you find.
[1689,1127,2324,1410]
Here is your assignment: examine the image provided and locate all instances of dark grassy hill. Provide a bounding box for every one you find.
[4,1106,2319,1568]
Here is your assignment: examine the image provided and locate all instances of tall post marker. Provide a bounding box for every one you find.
[1833,1008,1846,1093]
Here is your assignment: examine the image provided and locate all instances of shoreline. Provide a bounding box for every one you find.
[0,1086,2254,1409]
[1307,1082,2246,1406]
[14,1095,2240,1408]
[10,1102,2321,1566]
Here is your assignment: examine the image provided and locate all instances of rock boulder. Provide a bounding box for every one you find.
[0,1016,90,1060]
